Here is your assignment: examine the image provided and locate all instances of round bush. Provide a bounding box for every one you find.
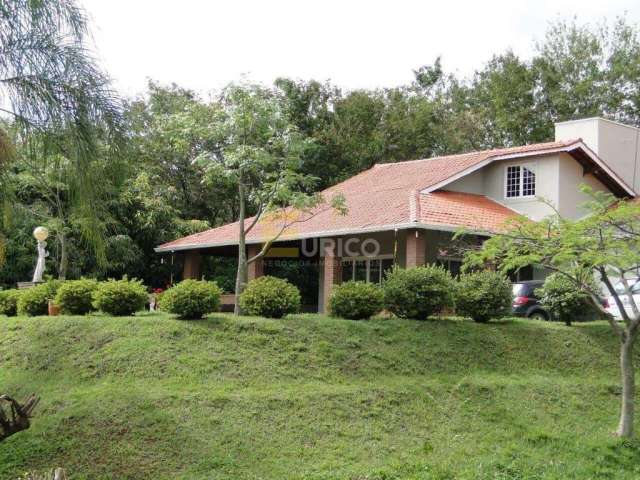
[329,281,384,320]
[383,265,453,319]
[160,280,222,319]
[536,273,594,325]
[93,279,148,316]
[17,280,61,317]
[455,270,512,323]
[54,279,98,315]
[239,276,300,318]
[0,289,22,316]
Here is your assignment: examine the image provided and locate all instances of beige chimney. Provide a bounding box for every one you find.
[555,117,640,194]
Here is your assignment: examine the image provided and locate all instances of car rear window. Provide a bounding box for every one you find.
[512,284,525,296]
[512,282,541,297]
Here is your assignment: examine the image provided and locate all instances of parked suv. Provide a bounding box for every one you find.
[511,280,549,320]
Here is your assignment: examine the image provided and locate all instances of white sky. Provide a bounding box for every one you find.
[81,0,640,98]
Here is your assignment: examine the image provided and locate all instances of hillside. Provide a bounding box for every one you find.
[0,313,639,479]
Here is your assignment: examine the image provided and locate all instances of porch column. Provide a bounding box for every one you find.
[320,240,342,314]
[247,244,264,281]
[405,229,426,268]
[183,251,202,280]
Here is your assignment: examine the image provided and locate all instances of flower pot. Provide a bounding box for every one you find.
[48,300,61,316]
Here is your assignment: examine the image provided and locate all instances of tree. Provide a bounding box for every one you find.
[0,0,123,278]
[0,0,123,440]
[533,18,640,127]
[198,83,344,314]
[465,187,640,437]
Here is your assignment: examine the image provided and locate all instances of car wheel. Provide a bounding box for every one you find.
[529,311,548,321]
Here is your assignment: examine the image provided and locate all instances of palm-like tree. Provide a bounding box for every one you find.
[0,0,123,441]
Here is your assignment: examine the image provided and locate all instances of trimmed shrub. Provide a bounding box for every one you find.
[455,270,512,323]
[0,289,22,316]
[54,279,98,315]
[93,279,148,316]
[383,265,453,319]
[17,280,61,316]
[536,273,595,326]
[329,281,384,320]
[160,280,222,319]
[239,276,301,318]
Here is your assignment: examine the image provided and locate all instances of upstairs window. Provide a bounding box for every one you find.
[505,164,536,198]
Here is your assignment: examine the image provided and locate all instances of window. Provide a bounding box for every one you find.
[505,164,536,198]
[341,257,394,284]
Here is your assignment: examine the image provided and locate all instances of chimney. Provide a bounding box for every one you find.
[555,117,640,193]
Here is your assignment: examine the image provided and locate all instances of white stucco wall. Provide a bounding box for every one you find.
[445,169,485,194]
[556,153,610,219]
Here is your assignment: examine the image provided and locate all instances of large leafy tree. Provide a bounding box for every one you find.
[198,83,343,314]
[465,188,640,437]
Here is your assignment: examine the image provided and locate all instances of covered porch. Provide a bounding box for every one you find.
[167,227,484,313]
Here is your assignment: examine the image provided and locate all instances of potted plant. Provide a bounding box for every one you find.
[48,299,61,316]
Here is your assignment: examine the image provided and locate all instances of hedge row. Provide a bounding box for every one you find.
[0,278,148,317]
[2,268,583,323]
[329,266,513,322]
[0,278,228,320]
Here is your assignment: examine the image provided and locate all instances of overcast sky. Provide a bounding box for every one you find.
[81,0,640,98]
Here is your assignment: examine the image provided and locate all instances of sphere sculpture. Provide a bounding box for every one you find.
[32,227,49,283]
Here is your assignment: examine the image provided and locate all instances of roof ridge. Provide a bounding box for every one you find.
[373,139,581,168]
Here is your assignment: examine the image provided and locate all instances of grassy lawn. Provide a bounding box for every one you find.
[0,312,639,479]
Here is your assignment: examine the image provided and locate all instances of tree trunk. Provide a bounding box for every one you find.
[234,180,247,315]
[617,336,635,437]
[58,232,67,281]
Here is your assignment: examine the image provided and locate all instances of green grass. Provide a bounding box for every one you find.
[1,312,639,479]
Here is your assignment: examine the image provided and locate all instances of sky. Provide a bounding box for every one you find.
[81,0,640,98]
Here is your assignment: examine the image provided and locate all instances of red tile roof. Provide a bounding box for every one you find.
[156,140,580,251]
[419,191,517,231]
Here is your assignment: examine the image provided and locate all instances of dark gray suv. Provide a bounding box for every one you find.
[511,280,549,320]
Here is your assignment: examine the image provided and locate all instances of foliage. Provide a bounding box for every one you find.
[0,0,124,278]
[54,279,98,315]
[329,281,384,320]
[536,273,597,326]
[454,270,512,323]
[159,280,222,320]
[101,235,145,280]
[0,289,21,316]
[464,188,640,322]
[16,281,60,316]
[239,276,301,318]
[92,279,147,316]
[383,265,454,319]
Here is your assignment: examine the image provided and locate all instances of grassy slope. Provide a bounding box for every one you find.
[0,313,639,479]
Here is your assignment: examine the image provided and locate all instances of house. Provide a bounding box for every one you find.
[156,118,639,313]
